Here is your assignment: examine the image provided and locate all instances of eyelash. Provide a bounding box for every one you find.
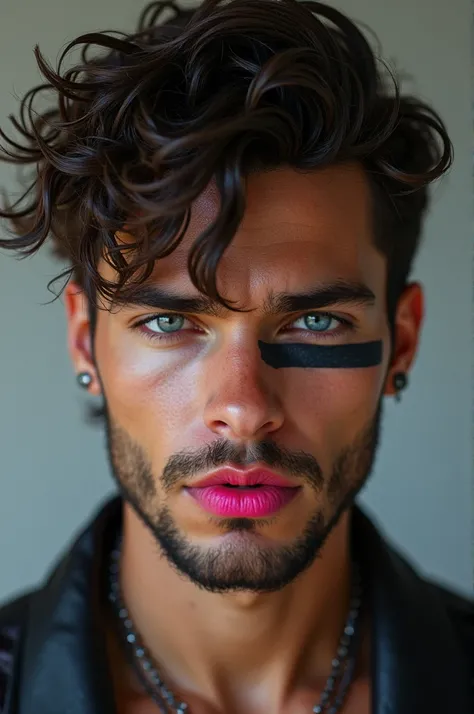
[132,312,355,344]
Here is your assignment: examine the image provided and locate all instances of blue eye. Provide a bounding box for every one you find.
[147,315,186,333]
[305,314,333,331]
[293,313,339,332]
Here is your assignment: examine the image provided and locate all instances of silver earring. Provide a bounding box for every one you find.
[393,372,408,402]
[77,371,93,389]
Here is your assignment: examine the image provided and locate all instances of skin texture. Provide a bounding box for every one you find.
[65,163,423,714]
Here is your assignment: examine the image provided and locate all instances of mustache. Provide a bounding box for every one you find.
[161,439,324,493]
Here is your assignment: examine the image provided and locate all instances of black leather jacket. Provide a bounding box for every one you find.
[0,497,472,713]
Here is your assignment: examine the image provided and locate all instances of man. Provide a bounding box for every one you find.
[0,0,472,712]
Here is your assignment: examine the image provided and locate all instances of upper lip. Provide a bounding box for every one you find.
[189,467,299,489]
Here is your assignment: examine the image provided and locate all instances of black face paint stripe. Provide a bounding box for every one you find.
[258,340,383,369]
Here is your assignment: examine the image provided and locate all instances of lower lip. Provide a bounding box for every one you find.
[186,485,300,518]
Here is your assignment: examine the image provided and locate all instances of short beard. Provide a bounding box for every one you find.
[104,404,383,594]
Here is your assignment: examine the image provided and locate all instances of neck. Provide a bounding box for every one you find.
[107,504,361,711]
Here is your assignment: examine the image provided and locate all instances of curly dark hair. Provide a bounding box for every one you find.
[0,0,452,331]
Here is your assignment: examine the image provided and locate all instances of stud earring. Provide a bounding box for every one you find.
[393,372,408,402]
[77,371,93,390]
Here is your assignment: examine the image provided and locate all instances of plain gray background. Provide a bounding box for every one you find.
[0,0,472,602]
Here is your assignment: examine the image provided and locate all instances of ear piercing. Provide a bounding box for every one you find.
[393,372,408,402]
[77,371,93,390]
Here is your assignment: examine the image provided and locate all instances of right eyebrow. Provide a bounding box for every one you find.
[110,285,229,317]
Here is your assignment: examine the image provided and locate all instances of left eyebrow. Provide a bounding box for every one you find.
[111,279,376,317]
[262,281,376,314]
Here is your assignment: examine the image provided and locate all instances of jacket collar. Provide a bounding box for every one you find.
[20,496,471,714]
[20,497,120,714]
[353,509,471,713]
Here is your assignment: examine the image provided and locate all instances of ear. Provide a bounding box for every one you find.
[384,282,424,398]
[64,282,102,396]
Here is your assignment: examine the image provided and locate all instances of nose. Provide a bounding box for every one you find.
[202,342,285,442]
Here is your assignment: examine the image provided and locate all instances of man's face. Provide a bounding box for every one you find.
[68,163,417,593]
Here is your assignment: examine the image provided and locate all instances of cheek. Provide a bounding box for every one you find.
[281,365,384,442]
[96,330,199,445]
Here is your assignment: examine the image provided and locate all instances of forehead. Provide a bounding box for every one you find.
[113,162,386,302]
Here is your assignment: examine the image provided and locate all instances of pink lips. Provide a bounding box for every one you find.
[186,468,300,518]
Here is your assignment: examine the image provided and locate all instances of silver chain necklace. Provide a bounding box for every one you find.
[108,535,363,714]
